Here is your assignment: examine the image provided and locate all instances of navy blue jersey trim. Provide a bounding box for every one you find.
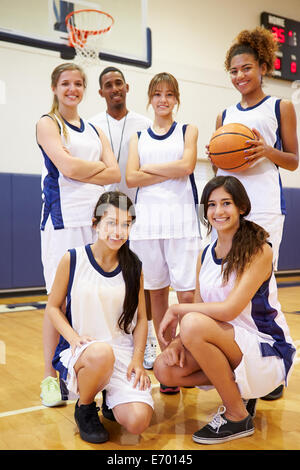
[63,117,85,132]
[201,244,210,264]
[236,95,271,111]
[211,240,222,265]
[88,122,99,136]
[274,99,286,214]
[67,249,76,309]
[39,144,64,230]
[274,99,282,150]
[222,109,226,124]
[85,244,122,277]
[52,248,76,378]
[147,121,177,140]
[251,276,296,382]
[189,173,201,238]
[278,174,287,215]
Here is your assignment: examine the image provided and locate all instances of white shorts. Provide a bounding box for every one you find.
[57,340,154,410]
[197,325,288,399]
[211,213,285,270]
[233,325,287,399]
[130,237,202,291]
[41,218,97,294]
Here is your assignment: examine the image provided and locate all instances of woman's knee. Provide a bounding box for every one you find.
[180,312,209,347]
[177,290,194,304]
[153,354,177,386]
[82,342,115,370]
[122,405,153,435]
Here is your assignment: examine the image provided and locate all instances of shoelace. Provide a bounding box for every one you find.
[144,338,156,357]
[208,406,227,433]
[84,403,101,426]
[43,377,59,392]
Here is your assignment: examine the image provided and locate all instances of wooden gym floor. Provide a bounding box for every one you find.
[0,280,299,451]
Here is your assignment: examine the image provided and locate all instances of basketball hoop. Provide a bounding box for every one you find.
[65,9,114,66]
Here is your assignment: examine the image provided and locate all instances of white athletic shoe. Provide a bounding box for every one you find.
[40,376,65,407]
[143,336,157,370]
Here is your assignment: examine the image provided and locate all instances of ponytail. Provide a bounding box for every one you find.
[222,218,269,283]
[117,244,142,333]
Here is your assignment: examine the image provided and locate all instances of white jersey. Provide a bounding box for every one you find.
[129,122,200,240]
[200,241,296,382]
[39,115,104,230]
[89,110,151,202]
[53,244,138,379]
[217,96,286,216]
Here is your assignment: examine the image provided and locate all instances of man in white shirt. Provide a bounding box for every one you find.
[89,66,152,203]
[89,66,156,371]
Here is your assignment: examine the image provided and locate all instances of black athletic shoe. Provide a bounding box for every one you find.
[261,385,284,401]
[101,390,116,421]
[243,398,258,418]
[74,400,109,443]
[192,406,254,445]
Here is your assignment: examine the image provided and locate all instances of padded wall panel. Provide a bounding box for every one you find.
[11,174,45,288]
[0,173,13,288]
[278,187,300,271]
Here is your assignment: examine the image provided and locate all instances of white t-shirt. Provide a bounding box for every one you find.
[89,110,152,203]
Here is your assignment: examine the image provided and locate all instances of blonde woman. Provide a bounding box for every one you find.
[126,72,200,394]
[36,63,120,406]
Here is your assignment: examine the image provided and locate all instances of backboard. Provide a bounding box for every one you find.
[0,0,151,68]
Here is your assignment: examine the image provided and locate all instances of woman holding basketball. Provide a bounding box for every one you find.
[213,27,298,272]
[211,28,298,401]
[126,72,200,394]
[154,175,296,444]
[36,62,120,407]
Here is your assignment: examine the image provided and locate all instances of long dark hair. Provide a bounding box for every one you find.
[93,191,142,334]
[200,176,269,282]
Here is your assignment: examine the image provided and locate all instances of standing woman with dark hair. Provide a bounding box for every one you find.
[212,27,298,272]
[155,175,296,444]
[126,72,200,394]
[36,63,120,407]
[47,191,153,444]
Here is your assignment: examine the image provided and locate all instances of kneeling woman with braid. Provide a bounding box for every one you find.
[47,191,153,444]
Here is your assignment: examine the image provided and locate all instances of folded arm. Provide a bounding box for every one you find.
[140,124,198,178]
[126,133,170,188]
[36,116,120,184]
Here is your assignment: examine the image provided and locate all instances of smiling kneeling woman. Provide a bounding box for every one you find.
[47,191,153,444]
[154,175,296,445]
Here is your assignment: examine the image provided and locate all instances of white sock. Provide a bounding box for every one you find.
[147,320,154,338]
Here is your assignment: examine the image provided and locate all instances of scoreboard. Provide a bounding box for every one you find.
[261,12,300,81]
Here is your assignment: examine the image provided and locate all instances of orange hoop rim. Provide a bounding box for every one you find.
[65,8,114,37]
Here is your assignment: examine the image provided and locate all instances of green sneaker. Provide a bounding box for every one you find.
[40,376,65,407]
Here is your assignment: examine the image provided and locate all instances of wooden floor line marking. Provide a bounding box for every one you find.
[0,401,76,418]
[0,387,160,418]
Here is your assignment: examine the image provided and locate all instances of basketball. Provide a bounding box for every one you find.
[209,123,256,172]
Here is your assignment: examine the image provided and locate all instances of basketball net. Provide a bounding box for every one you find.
[65,9,114,67]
